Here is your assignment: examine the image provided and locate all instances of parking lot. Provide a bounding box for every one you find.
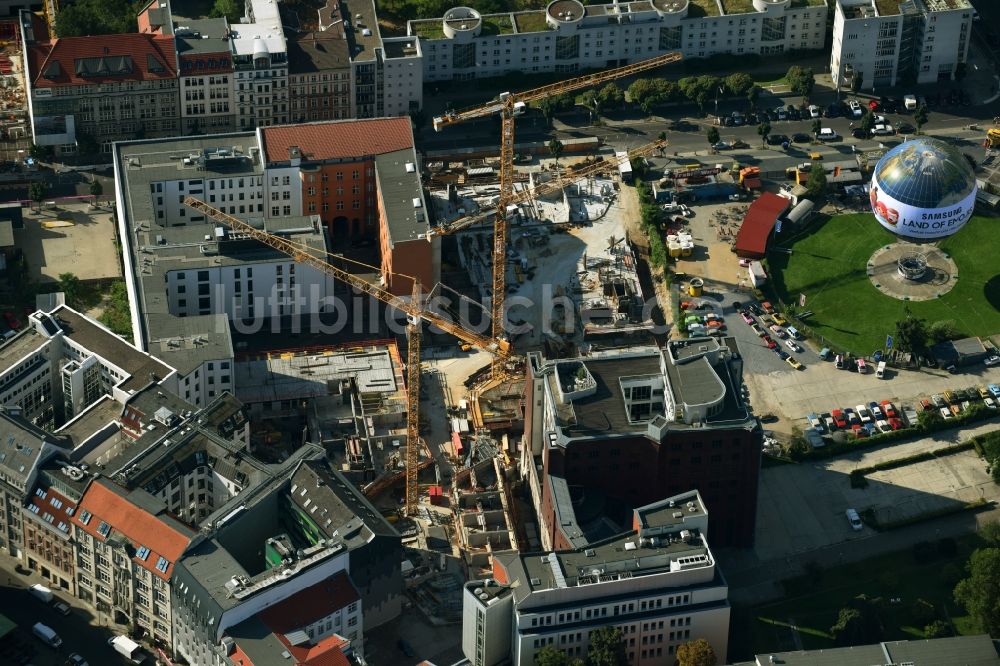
[14,201,120,284]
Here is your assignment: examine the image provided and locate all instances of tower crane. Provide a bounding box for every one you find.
[183,197,513,516]
[432,52,682,378]
[430,138,667,236]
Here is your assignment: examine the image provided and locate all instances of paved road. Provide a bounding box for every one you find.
[0,556,125,666]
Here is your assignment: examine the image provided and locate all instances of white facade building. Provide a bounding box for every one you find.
[410,0,827,82]
[464,491,730,666]
[830,0,972,90]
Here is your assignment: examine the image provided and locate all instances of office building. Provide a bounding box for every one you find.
[830,0,973,90]
[409,0,827,82]
[522,339,762,550]
[463,491,730,666]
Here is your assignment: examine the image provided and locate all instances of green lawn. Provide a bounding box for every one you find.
[729,537,982,660]
[768,214,1000,356]
[410,20,445,39]
[514,11,549,33]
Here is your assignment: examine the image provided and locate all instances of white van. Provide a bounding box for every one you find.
[846,508,863,530]
[903,94,918,111]
[786,326,801,340]
[876,361,887,378]
[32,622,62,648]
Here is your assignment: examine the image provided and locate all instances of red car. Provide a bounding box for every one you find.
[880,400,897,418]
[889,418,904,430]
[761,301,775,314]
[3,312,20,330]
[763,337,777,350]
[920,398,933,411]
[831,409,846,429]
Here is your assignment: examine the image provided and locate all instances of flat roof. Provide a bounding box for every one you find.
[555,354,663,437]
[0,328,45,376]
[635,491,707,530]
[175,18,232,56]
[287,30,350,73]
[375,148,429,244]
[341,0,382,62]
[55,396,121,446]
[736,634,1000,666]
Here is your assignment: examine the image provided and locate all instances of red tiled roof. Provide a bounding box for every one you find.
[26,485,77,536]
[73,478,193,581]
[27,33,178,88]
[277,633,350,666]
[734,192,790,258]
[260,118,414,163]
[258,572,359,634]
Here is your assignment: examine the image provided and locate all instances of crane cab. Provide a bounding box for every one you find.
[513,101,527,116]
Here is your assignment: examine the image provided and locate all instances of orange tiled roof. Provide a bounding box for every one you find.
[73,478,193,581]
[277,633,350,666]
[27,33,178,88]
[260,118,414,163]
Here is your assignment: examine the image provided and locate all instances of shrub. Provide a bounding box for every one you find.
[925,620,952,638]
[910,598,937,627]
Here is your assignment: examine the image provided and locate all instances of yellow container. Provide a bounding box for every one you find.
[669,243,682,257]
[688,277,704,296]
[681,245,693,257]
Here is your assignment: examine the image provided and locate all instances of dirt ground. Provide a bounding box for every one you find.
[673,200,752,288]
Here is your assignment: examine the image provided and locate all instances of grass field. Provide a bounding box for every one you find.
[729,536,983,660]
[768,213,1000,356]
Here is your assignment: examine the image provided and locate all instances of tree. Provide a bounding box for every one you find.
[628,78,675,114]
[55,0,138,37]
[725,72,754,98]
[925,619,952,638]
[675,638,717,666]
[210,0,242,22]
[679,75,720,115]
[893,310,928,353]
[586,627,626,666]
[89,179,104,204]
[979,521,1000,546]
[860,110,876,135]
[76,132,99,156]
[914,105,929,132]
[548,139,564,165]
[830,595,882,646]
[537,92,574,126]
[811,119,822,136]
[955,547,1000,635]
[928,319,962,343]
[851,70,863,93]
[805,165,827,198]
[99,281,133,338]
[58,272,82,307]
[536,646,580,666]
[29,143,53,161]
[28,181,48,211]
[910,598,937,627]
[746,85,761,113]
[596,83,625,113]
[758,119,771,148]
[706,126,720,148]
[786,66,815,100]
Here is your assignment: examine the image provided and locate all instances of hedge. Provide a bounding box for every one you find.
[866,498,992,532]
[849,441,975,483]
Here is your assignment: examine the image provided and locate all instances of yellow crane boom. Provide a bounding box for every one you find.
[183,197,512,360]
[431,53,681,376]
[432,52,683,131]
[430,139,666,236]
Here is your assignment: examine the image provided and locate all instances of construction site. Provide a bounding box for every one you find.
[0,17,30,164]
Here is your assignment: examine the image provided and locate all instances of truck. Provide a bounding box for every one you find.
[109,635,147,664]
[903,94,918,111]
[32,622,62,648]
[29,583,54,603]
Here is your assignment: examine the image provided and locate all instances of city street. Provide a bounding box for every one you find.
[0,556,125,666]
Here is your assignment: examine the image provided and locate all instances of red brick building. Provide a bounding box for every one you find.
[524,339,762,550]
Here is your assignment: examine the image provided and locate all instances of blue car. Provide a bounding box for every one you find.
[990,384,1000,399]
[864,423,878,436]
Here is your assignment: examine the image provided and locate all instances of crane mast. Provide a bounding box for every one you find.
[432,53,681,378]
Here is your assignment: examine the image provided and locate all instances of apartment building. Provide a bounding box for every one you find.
[171,458,401,665]
[463,491,730,666]
[522,339,762,550]
[287,30,354,123]
[0,408,66,558]
[21,456,88,595]
[72,476,196,646]
[232,0,289,130]
[409,0,827,82]
[20,2,180,154]
[830,0,973,90]
[176,18,237,134]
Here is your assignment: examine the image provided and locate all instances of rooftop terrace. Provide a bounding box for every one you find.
[688,0,722,17]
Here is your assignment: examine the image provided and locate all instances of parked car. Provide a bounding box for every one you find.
[941,407,954,420]
[825,103,843,118]
[849,100,863,117]
[775,106,788,120]
[872,123,894,136]
[792,132,812,143]
[786,356,802,370]
[807,104,821,119]
[732,139,751,149]
[766,134,790,146]
[761,301,775,314]
[712,141,732,151]
[851,127,869,139]
[989,384,1000,399]
[53,601,71,616]
[846,508,863,530]
[769,325,787,338]
[831,409,847,428]
[785,339,801,353]
[931,394,946,407]
[817,128,840,141]
[764,337,778,350]
[897,122,915,134]
[880,401,897,418]
[771,313,787,326]
[778,350,790,361]
[985,355,1000,367]
[986,397,998,410]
